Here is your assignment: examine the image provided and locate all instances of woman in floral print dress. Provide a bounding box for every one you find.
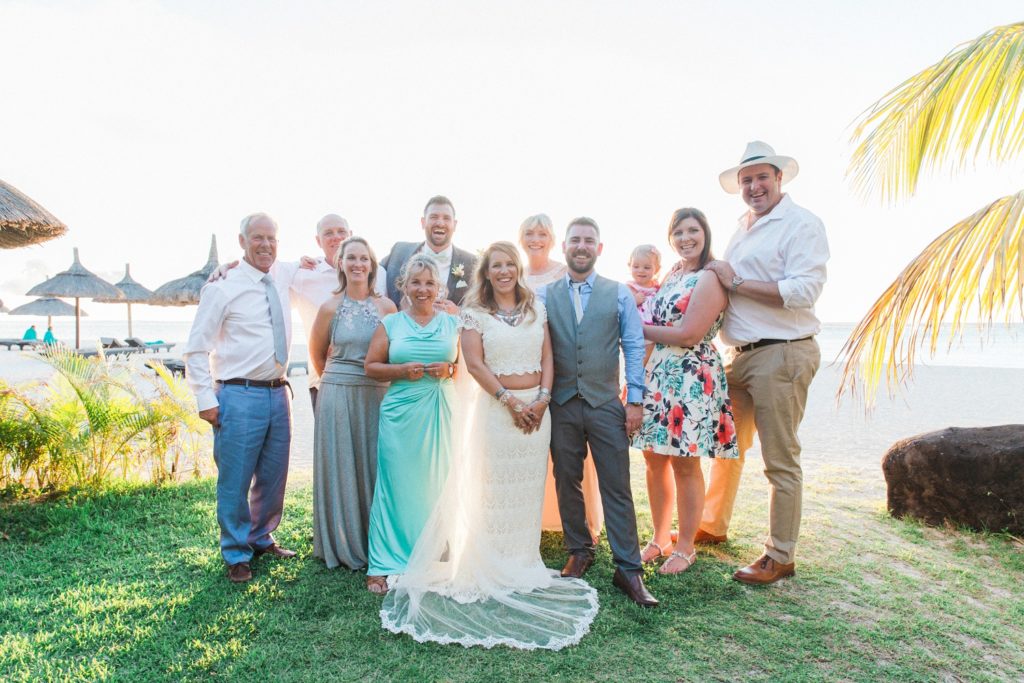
[630,208,738,575]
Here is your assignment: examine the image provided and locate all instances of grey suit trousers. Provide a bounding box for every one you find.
[550,396,643,573]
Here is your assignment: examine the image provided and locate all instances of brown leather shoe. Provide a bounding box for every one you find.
[612,568,659,608]
[254,543,296,559]
[694,529,728,545]
[560,553,594,578]
[732,554,795,585]
[227,562,252,583]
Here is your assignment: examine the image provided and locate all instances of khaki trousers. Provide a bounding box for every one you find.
[700,338,820,564]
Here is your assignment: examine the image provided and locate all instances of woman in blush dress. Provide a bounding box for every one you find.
[380,242,598,650]
[518,214,604,542]
[521,213,568,289]
[631,208,738,574]
[364,254,461,594]
[309,237,397,571]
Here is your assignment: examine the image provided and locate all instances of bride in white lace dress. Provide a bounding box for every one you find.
[380,242,598,650]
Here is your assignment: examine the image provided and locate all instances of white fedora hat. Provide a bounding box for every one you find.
[718,141,799,194]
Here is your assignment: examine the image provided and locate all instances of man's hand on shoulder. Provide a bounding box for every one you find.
[705,260,736,290]
[299,255,318,270]
[435,299,460,315]
[207,261,240,283]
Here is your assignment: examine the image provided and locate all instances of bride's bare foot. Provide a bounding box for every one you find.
[366,576,388,595]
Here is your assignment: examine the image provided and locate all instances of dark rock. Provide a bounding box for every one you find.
[882,425,1024,534]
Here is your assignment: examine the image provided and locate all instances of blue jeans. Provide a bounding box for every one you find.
[213,383,291,565]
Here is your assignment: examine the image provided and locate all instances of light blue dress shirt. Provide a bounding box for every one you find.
[537,272,646,403]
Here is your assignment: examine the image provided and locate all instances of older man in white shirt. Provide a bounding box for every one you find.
[215,213,388,405]
[702,141,829,585]
[274,214,387,405]
[184,212,297,583]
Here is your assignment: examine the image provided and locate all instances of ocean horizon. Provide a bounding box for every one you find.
[2,319,1022,370]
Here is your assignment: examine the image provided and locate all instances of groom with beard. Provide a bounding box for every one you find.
[381,195,478,309]
[537,217,658,608]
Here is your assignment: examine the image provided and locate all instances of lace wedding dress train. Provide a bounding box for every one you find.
[380,304,598,650]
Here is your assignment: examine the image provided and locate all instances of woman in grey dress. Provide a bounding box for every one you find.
[309,237,397,569]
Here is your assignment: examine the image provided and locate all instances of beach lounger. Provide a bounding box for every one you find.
[146,357,186,377]
[0,338,45,351]
[126,337,176,353]
[71,345,138,359]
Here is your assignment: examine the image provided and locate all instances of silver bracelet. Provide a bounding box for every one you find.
[498,390,525,413]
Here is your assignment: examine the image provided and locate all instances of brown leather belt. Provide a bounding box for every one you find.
[217,377,289,388]
[733,336,814,354]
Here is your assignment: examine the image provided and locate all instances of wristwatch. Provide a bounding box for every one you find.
[730,274,745,292]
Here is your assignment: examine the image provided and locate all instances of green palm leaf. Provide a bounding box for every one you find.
[839,190,1024,401]
[843,21,1024,402]
[849,22,1024,201]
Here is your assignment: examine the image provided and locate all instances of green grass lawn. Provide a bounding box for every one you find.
[1,462,1022,682]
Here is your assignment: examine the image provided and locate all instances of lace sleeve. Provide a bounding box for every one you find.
[459,308,483,333]
[534,300,547,324]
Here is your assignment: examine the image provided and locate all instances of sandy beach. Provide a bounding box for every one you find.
[2,347,1020,494]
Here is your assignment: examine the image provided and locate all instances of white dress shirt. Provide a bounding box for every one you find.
[418,243,453,281]
[720,194,830,347]
[184,259,293,411]
[272,257,387,388]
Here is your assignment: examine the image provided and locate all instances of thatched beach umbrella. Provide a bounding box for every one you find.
[148,235,219,307]
[95,263,153,338]
[0,179,68,249]
[26,248,121,348]
[8,297,86,329]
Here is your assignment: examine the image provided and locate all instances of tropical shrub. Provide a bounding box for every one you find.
[0,348,210,494]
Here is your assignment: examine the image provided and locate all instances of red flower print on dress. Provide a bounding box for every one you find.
[688,443,698,454]
[669,404,684,438]
[717,409,736,445]
[674,293,691,314]
[702,369,714,395]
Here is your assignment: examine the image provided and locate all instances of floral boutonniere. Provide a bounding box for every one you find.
[451,263,466,279]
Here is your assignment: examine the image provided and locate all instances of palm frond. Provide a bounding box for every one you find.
[838,190,1024,403]
[849,22,1024,200]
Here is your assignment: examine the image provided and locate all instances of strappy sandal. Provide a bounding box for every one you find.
[366,576,389,595]
[658,549,697,575]
[641,539,674,564]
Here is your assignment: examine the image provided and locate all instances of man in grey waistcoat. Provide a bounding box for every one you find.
[537,217,658,608]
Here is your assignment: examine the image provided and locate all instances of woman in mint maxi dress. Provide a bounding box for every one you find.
[364,254,460,591]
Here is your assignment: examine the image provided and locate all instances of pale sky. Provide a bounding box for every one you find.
[2,0,1022,323]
